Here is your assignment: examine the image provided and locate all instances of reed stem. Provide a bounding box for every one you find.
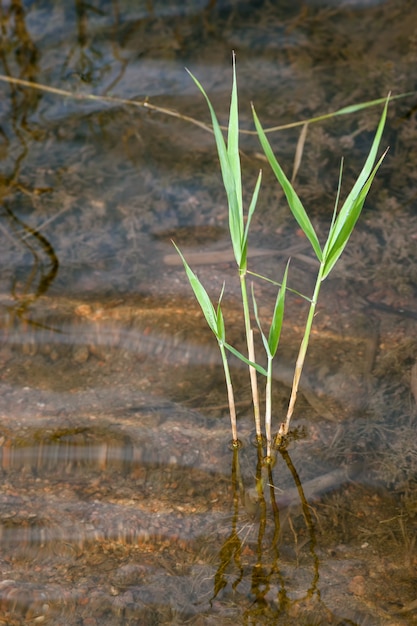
[240,271,261,440]
[277,261,325,445]
[219,342,239,444]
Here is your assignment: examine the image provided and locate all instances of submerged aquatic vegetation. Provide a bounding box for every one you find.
[175,55,389,457]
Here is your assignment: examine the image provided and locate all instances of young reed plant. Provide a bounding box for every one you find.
[175,56,389,455]
[253,98,389,445]
[174,54,279,453]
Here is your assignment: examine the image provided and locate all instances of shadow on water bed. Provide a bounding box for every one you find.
[0,0,417,624]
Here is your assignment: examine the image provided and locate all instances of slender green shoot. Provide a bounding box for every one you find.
[173,243,239,441]
[173,242,266,445]
[252,261,289,458]
[186,53,264,439]
[253,97,389,443]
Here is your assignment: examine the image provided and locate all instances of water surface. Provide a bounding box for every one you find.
[0,0,417,623]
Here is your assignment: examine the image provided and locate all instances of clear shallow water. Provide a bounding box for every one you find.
[0,0,417,623]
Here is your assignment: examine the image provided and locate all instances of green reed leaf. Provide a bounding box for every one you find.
[186,66,243,266]
[322,150,387,279]
[268,260,289,357]
[252,104,323,262]
[224,342,268,377]
[251,284,270,356]
[216,305,226,342]
[227,52,243,220]
[241,170,262,271]
[326,96,389,249]
[173,242,219,337]
[216,283,226,342]
[333,96,392,117]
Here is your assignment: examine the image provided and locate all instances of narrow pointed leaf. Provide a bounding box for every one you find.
[173,242,218,336]
[252,284,271,356]
[327,96,389,248]
[227,52,243,218]
[252,104,323,262]
[268,260,289,357]
[291,122,308,184]
[187,69,242,266]
[216,283,226,341]
[334,95,393,117]
[240,170,262,270]
[322,150,387,279]
[322,158,344,261]
[240,237,248,273]
[224,342,268,377]
[217,305,226,342]
[330,159,344,230]
[186,70,231,192]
